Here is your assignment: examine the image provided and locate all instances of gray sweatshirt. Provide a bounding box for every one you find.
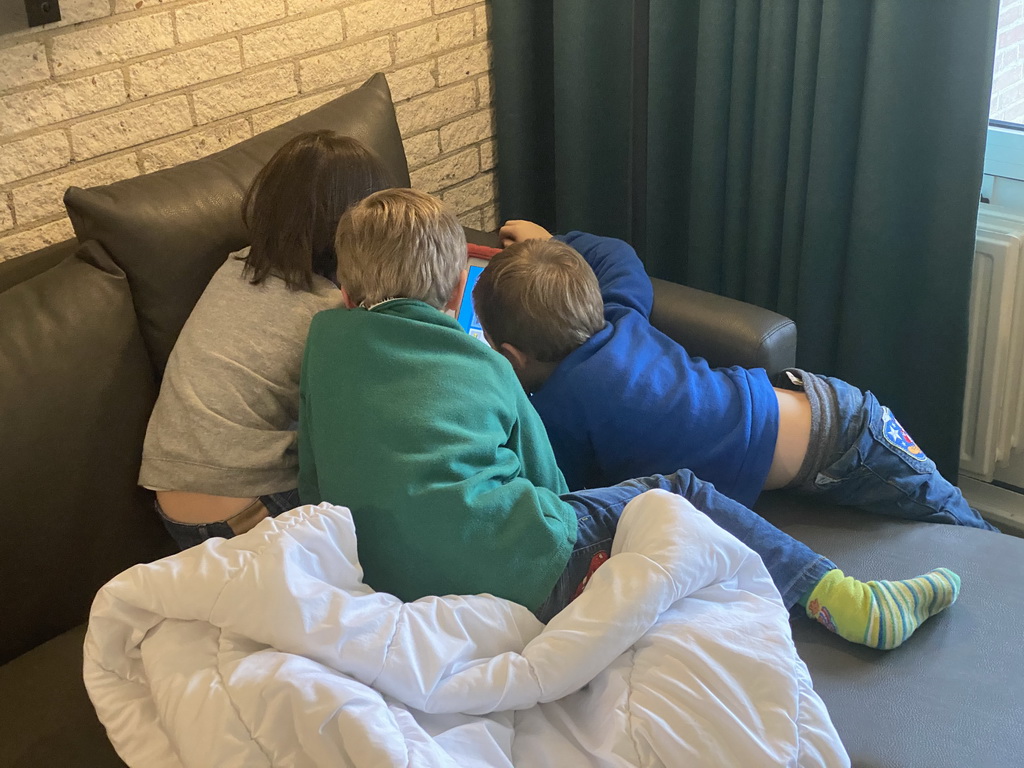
[139,250,344,496]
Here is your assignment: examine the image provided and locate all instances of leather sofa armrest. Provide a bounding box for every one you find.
[649,277,797,375]
[0,238,79,294]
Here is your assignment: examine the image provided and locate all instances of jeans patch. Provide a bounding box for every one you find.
[879,407,928,462]
[573,550,610,599]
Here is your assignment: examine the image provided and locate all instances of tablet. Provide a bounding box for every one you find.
[456,263,487,340]
[454,244,500,342]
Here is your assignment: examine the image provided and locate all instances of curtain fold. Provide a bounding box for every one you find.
[490,0,999,478]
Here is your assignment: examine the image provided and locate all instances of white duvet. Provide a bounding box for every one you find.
[84,489,849,767]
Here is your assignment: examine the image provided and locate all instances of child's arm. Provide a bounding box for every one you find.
[497,221,655,319]
[558,231,653,318]
[498,219,553,246]
[498,221,654,318]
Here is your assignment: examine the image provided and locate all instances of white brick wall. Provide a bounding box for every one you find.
[346,0,433,39]
[71,96,194,159]
[176,0,286,45]
[0,42,50,89]
[0,0,497,261]
[0,71,127,136]
[0,131,72,185]
[13,154,140,222]
[394,12,474,63]
[396,80,476,134]
[129,39,243,99]
[140,119,252,173]
[50,13,176,73]
[298,37,392,92]
[410,146,478,191]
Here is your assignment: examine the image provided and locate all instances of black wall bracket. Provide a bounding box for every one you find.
[25,0,60,27]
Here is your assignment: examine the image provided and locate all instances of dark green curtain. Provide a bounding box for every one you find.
[491,0,999,478]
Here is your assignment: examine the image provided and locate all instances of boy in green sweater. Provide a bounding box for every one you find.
[299,188,573,614]
[297,189,958,637]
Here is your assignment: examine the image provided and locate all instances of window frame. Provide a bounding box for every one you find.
[985,123,1024,182]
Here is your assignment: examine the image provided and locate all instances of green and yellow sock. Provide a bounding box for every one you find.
[800,567,961,650]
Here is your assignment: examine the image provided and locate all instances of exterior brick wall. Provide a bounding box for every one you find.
[992,0,1024,124]
[0,0,497,261]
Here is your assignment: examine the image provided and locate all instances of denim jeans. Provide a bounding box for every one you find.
[533,469,834,623]
[793,376,998,531]
[157,489,301,550]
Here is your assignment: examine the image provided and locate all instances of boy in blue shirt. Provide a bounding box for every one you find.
[472,220,996,649]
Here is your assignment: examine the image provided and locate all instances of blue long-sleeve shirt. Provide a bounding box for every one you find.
[528,232,779,507]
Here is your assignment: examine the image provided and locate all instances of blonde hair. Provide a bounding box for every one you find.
[473,238,604,362]
[334,188,466,309]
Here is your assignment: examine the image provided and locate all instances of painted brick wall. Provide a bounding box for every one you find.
[992,0,1024,124]
[0,0,498,261]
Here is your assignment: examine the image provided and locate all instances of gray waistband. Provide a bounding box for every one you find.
[779,368,841,491]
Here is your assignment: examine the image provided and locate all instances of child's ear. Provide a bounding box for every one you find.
[445,269,469,312]
[497,343,530,373]
[339,287,357,309]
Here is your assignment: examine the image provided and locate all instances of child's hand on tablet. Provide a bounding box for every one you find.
[499,220,552,246]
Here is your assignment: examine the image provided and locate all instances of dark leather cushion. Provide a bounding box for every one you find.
[650,277,797,374]
[0,239,78,295]
[0,241,172,666]
[64,73,409,374]
[757,493,1024,768]
[0,624,125,768]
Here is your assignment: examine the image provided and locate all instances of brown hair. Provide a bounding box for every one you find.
[241,131,393,291]
[334,188,467,309]
[473,238,604,362]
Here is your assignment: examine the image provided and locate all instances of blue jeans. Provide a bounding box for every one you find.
[794,376,998,530]
[157,489,301,550]
[533,469,834,623]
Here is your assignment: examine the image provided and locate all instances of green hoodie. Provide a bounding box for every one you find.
[298,299,575,611]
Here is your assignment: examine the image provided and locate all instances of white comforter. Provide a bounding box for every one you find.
[84,489,849,767]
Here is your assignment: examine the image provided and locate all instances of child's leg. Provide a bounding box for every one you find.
[616,470,835,610]
[533,494,619,623]
[541,470,962,648]
[780,369,997,531]
[535,470,832,618]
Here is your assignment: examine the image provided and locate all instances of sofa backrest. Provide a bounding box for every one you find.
[64,73,409,376]
[0,242,173,665]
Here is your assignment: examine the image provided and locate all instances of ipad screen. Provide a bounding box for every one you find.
[456,264,487,342]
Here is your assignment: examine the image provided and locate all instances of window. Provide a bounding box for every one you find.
[991,0,1024,125]
[962,0,1024,524]
[984,0,1024,207]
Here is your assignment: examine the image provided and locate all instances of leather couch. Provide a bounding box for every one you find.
[1,73,1021,768]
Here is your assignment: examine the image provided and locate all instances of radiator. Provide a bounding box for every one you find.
[961,204,1024,482]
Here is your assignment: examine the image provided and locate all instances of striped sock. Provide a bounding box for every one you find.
[801,568,961,650]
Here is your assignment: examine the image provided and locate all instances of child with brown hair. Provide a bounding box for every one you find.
[140,131,393,550]
[470,221,995,649]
